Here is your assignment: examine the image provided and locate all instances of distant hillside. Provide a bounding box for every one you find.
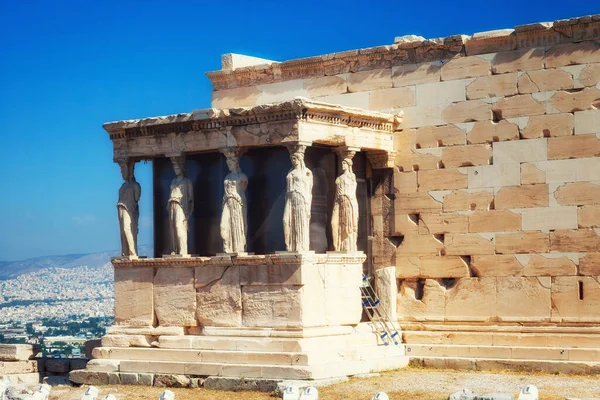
[0,245,153,280]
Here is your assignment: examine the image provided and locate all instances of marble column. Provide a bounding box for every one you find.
[283,143,313,252]
[116,158,141,257]
[331,147,360,253]
[220,148,248,254]
[167,155,194,256]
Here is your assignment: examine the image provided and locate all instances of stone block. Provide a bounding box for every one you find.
[415,124,466,148]
[242,285,303,327]
[492,48,544,74]
[574,110,600,135]
[518,206,578,231]
[445,233,495,255]
[0,344,39,361]
[496,232,549,254]
[196,265,242,327]
[120,372,139,385]
[419,256,470,278]
[493,138,547,164]
[466,73,517,100]
[579,205,600,228]
[527,157,600,183]
[374,267,398,321]
[0,360,38,374]
[550,229,600,252]
[551,276,600,322]
[547,87,600,114]
[395,234,444,256]
[468,164,520,189]
[465,29,515,56]
[397,279,446,320]
[441,144,492,168]
[45,359,70,373]
[544,41,600,68]
[466,120,519,144]
[393,213,419,235]
[304,75,347,97]
[212,86,261,108]
[521,254,578,276]
[114,267,154,326]
[393,171,417,193]
[496,277,551,321]
[394,192,442,214]
[548,134,600,160]
[578,63,600,87]
[399,104,444,128]
[495,184,548,209]
[395,149,441,171]
[492,95,545,119]
[445,278,496,321]
[319,92,369,109]
[347,68,392,92]
[418,169,468,191]
[554,182,600,206]
[70,359,88,370]
[395,256,420,278]
[257,80,308,105]
[392,61,441,87]
[442,100,492,123]
[101,334,153,348]
[470,255,522,277]
[416,80,465,106]
[369,87,415,110]
[442,189,494,212]
[441,56,491,81]
[520,113,574,139]
[469,210,521,233]
[154,267,197,327]
[69,370,109,385]
[419,213,469,234]
[521,163,546,185]
[579,253,600,275]
[517,69,574,93]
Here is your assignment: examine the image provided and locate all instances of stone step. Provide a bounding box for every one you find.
[92,344,405,367]
[410,356,600,375]
[154,330,383,352]
[89,353,409,380]
[405,344,600,362]
[403,330,600,348]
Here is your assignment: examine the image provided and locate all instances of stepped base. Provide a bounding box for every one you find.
[70,323,409,387]
[402,325,600,374]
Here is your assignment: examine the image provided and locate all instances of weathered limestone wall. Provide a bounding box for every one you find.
[208,15,600,325]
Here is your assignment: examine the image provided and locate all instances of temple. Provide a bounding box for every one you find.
[72,14,600,386]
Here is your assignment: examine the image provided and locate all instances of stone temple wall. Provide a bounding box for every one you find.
[207,16,600,326]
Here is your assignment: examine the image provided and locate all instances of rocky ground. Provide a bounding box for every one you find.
[46,366,600,399]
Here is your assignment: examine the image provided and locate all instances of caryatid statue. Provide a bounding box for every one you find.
[283,144,313,252]
[220,149,248,254]
[167,156,194,256]
[331,149,359,253]
[116,159,141,257]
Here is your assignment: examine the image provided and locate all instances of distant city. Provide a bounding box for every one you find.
[0,248,151,357]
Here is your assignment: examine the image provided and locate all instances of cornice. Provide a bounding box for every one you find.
[206,14,600,91]
[103,98,401,141]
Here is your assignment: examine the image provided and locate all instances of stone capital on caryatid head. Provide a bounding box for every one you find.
[115,157,141,258]
[219,147,248,255]
[166,154,194,257]
[283,141,313,253]
[332,146,360,253]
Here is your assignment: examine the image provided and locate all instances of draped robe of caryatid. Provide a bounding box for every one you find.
[331,170,359,252]
[220,170,248,253]
[117,180,141,256]
[283,167,313,252]
[168,177,194,255]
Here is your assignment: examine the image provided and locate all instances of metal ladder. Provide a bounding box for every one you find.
[360,274,401,346]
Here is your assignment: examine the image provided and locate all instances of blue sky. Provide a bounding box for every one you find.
[0,0,597,261]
